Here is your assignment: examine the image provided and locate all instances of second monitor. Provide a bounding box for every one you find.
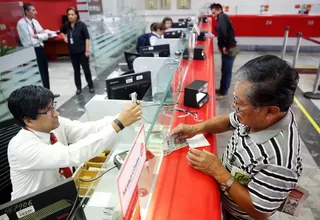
[106,71,152,101]
[139,44,170,57]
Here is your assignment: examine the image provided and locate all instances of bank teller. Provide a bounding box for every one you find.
[149,22,166,46]
[7,85,142,200]
[60,7,94,95]
[162,17,173,30]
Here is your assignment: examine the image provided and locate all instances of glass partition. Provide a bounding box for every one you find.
[0,2,24,49]
[79,26,193,219]
[0,2,41,125]
[84,0,146,75]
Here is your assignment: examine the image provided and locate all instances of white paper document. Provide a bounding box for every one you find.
[87,192,112,207]
[205,32,215,38]
[187,134,210,148]
[44,29,58,38]
[196,92,206,102]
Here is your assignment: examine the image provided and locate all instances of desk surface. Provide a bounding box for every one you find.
[146,19,221,220]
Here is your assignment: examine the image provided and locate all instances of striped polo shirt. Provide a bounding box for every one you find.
[221,110,302,219]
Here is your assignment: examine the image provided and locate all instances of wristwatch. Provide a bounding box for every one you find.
[113,119,125,130]
[220,176,235,192]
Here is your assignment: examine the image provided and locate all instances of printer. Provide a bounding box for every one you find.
[184,80,210,108]
[182,46,206,60]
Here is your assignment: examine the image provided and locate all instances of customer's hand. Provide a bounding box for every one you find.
[187,148,231,183]
[171,124,198,142]
[32,34,38,39]
[63,37,68,43]
[222,47,228,55]
[85,50,90,57]
[117,101,142,127]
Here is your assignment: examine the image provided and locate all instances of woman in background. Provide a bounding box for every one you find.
[60,7,94,95]
[162,17,173,30]
[149,23,166,46]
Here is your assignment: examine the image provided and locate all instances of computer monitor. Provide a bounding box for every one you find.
[172,22,188,28]
[106,71,152,100]
[122,69,135,75]
[0,178,86,220]
[178,18,191,23]
[139,44,170,57]
[164,30,185,39]
[124,52,140,70]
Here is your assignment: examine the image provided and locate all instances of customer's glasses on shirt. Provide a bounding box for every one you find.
[37,102,57,115]
[232,93,257,114]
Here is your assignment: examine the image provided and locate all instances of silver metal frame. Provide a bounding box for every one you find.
[281,26,290,59]
[292,32,302,69]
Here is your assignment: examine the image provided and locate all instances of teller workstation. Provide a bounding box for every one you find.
[0,15,219,220]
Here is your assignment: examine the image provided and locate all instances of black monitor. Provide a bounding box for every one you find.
[172,22,188,28]
[164,30,185,39]
[122,69,135,75]
[124,52,140,70]
[106,71,152,100]
[139,44,170,57]
[0,178,85,220]
[178,17,191,23]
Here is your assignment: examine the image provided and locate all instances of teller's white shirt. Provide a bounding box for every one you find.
[17,17,48,47]
[149,32,162,46]
[8,116,118,200]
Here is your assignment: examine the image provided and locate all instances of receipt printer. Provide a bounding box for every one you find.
[194,46,206,60]
[113,150,129,169]
[184,80,209,108]
[197,31,206,41]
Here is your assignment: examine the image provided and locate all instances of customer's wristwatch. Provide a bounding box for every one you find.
[220,176,235,192]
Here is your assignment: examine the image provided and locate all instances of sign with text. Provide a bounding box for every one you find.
[117,125,146,220]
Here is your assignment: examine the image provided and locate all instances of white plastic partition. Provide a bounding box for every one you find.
[154,38,180,57]
[133,57,168,96]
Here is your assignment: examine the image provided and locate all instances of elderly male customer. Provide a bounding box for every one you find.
[172,55,302,220]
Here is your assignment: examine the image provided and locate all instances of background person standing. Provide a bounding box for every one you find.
[17,3,59,98]
[210,3,239,99]
[60,7,94,95]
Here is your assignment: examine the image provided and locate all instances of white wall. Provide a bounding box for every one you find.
[144,0,320,23]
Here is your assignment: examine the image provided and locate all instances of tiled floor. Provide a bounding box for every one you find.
[50,50,320,219]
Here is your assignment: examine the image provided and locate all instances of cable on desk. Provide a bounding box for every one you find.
[67,165,117,220]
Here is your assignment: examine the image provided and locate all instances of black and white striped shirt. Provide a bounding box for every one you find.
[221,110,302,219]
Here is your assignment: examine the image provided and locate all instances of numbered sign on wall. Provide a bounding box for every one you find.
[159,0,171,10]
[145,0,158,9]
[177,0,190,9]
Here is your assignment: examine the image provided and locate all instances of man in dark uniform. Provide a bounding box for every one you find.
[210,3,237,99]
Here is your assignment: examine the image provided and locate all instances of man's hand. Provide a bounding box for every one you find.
[85,50,90,57]
[222,47,228,55]
[187,148,231,183]
[32,34,38,39]
[171,124,198,142]
[117,101,142,128]
[63,37,68,43]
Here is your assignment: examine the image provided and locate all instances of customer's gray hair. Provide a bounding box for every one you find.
[235,55,299,112]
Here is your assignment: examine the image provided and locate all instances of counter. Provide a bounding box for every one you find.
[78,18,220,220]
[146,18,221,220]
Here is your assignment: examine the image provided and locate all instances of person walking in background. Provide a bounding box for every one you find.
[17,3,60,98]
[60,7,94,95]
[162,17,173,30]
[210,3,239,99]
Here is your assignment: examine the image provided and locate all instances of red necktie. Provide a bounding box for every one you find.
[31,22,37,35]
[50,133,73,178]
